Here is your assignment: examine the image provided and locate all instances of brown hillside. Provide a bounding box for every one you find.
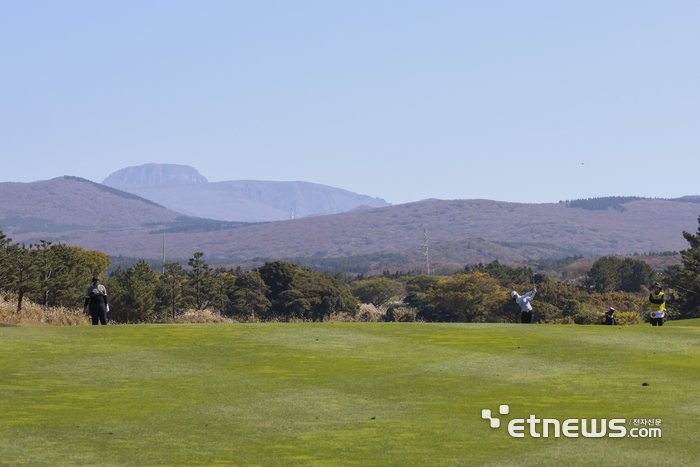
[6,195,695,262]
[0,177,182,238]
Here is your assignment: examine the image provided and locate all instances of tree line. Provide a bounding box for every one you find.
[104,256,358,322]
[350,215,700,323]
[0,231,111,312]
[0,228,357,322]
[2,213,699,324]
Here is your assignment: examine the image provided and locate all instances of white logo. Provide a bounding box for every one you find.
[481,404,509,428]
[481,405,662,438]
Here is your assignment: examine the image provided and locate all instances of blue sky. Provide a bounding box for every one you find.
[2,1,698,205]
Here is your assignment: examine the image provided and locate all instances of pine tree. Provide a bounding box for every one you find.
[159,262,186,320]
[108,260,157,322]
[230,271,271,319]
[34,240,58,308]
[5,243,39,313]
[209,268,235,312]
[672,216,700,318]
[187,252,212,310]
[0,230,12,290]
[50,244,91,309]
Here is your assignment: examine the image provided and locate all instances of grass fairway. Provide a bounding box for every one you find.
[1,322,699,466]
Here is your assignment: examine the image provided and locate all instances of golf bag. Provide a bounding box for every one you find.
[604,309,616,326]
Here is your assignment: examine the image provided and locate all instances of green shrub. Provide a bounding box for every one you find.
[384,305,399,322]
[617,311,642,325]
[572,308,599,325]
[562,299,584,318]
[398,309,417,322]
[359,310,375,322]
[536,302,562,323]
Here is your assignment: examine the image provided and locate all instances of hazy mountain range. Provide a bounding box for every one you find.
[1,175,699,270]
[102,163,391,222]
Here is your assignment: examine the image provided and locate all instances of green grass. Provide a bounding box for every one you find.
[1,321,700,466]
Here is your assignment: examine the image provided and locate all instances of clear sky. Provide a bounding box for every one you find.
[2,1,698,205]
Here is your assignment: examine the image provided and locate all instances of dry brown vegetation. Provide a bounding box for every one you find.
[0,296,85,326]
[0,177,180,233]
[0,295,374,326]
[45,198,698,263]
[2,177,698,265]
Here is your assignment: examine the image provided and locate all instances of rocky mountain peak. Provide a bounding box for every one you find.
[102,163,208,189]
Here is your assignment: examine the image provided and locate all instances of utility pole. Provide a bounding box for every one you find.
[423,228,430,275]
[162,233,165,274]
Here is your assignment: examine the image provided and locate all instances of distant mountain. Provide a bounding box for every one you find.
[0,176,183,238]
[101,164,391,222]
[3,176,698,269]
[5,186,698,266]
[103,164,208,189]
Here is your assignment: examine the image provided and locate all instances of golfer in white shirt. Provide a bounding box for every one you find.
[512,289,536,323]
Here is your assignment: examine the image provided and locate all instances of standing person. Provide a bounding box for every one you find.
[84,276,109,325]
[648,282,666,326]
[511,288,536,323]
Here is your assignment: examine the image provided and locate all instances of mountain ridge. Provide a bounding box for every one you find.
[101,163,391,222]
[0,177,182,236]
[2,177,699,267]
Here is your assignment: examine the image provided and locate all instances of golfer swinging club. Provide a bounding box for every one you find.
[512,286,536,324]
[84,276,109,325]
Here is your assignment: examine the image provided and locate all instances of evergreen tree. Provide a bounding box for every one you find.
[586,256,658,294]
[158,262,186,320]
[34,240,58,308]
[5,243,39,312]
[618,258,658,293]
[209,268,236,313]
[585,256,621,293]
[290,266,358,321]
[403,275,441,311]
[477,260,534,288]
[0,230,12,290]
[187,252,212,310]
[50,244,92,309]
[230,270,271,319]
[670,216,700,318]
[108,261,157,322]
[258,261,296,297]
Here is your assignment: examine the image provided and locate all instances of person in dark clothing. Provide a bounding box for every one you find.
[648,282,666,326]
[84,276,109,325]
[604,307,616,325]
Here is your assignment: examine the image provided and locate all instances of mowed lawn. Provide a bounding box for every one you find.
[1,321,699,466]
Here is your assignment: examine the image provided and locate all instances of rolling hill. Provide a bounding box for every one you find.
[140,197,698,262]
[0,176,182,235]
[102,164,391,222]
[3,177,698,267]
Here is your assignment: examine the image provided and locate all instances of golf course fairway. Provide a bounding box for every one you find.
[1,321,699,466]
